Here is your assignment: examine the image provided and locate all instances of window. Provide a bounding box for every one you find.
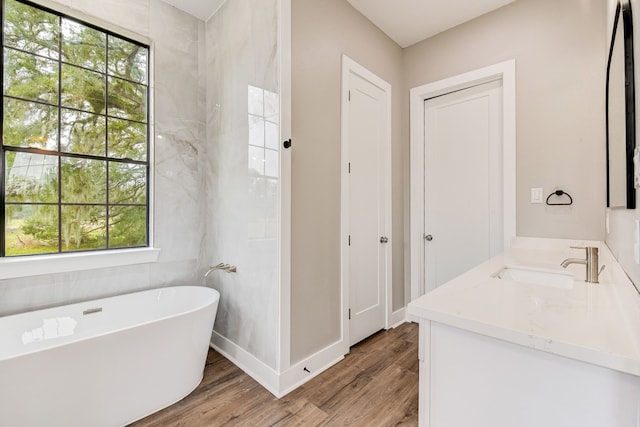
[1,0,149,257]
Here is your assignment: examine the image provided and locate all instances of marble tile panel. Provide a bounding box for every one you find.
[149,4,204,263]
[150,0,201,54]
[0,259,201,317]
[153,46,202,128]
[204,0,280,370]
[0,263,152,316]
[154,162,204,261]
[69,0,151,37]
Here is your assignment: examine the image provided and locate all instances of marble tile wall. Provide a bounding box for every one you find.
[0,0,206,315]
[0,0,283,375]
[204,0,281,370]
[62,0,151,36]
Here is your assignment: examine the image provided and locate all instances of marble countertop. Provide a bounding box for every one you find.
[407,237,640,376]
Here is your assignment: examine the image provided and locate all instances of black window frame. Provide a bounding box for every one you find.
[0,0,151,257]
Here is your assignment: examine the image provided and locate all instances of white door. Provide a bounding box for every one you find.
[424,80,503,291]
[343,59,391,346]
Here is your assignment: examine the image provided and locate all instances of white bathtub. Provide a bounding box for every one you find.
[0,285,219,427]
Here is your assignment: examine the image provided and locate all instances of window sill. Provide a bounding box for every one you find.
[0,248,161,280]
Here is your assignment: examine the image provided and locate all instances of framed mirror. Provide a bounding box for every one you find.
[606,0,636,209]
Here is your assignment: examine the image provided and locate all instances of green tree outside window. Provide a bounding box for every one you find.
[2,0,149,256]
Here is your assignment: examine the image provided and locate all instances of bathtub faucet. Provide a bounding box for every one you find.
[204,263,237,277]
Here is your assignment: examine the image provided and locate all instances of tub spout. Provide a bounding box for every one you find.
[204,263,237,277]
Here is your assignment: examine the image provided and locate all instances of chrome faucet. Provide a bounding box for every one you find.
[204,263,237,277]
[560,246,601,283]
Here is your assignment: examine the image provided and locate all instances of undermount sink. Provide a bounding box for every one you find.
[494,266,575,288]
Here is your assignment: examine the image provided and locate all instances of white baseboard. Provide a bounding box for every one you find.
[390,307,407,328]
[212,310,410,399]
[211,331,346,399]
[210,331,280,396]
[278,340,345,397]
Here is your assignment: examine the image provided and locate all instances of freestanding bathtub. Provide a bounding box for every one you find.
[0,285,219,427]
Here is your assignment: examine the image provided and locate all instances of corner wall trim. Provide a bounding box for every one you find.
[210,332,280,397]
[211,333,346,399]
[278,340,346,398]
[390,307,407,328]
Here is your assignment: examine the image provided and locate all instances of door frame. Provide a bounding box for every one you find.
[340,54,392,353]
[409,60,517,302]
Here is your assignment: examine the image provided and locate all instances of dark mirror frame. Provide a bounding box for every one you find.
[606,0,636,209]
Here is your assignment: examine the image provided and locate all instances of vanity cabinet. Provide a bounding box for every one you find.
[417,320,640,427]
[408,238,640,427]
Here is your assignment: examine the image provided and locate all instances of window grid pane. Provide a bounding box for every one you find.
[4,0,59,60]
[1,0,150,257]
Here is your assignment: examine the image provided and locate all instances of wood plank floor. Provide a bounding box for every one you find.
[130,322,419,426]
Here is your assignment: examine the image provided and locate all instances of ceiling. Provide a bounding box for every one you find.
[162,0,516,48]
[161,0,225,22]
[345,0,516,48]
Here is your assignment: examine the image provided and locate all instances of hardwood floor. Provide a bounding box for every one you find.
[130,322,419,426]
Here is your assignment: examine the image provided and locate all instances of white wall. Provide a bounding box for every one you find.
[0,0,206,316]
[403,0,607,241]
[606,0,640,293]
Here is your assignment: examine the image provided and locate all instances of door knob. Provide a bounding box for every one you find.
[380,236,389,243]
[425,234,433,241]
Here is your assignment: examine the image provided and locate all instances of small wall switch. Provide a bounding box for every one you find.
[531,188,543,204]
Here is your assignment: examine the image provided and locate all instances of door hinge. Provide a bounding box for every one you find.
[348,90,351,101]
[348,235,351,246]
[348,162,351,174]
[349,308,351,320]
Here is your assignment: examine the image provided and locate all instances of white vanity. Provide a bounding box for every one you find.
[407,237,640,427]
